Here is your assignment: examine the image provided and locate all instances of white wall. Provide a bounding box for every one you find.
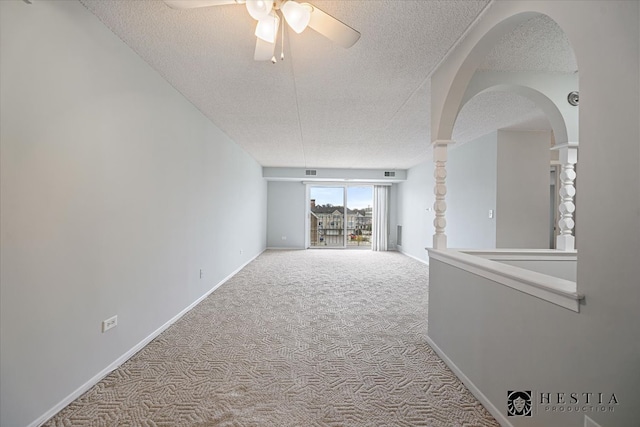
[0,2,267,426]
[427,1,640,426]
[447,132,498,248]
[496,130,551,249]
[399,128,547,255]
[266,181,398,250]
[267,181,306,248]
[263,167,407,181]
[396,162,435,263]
[428,259,583,426]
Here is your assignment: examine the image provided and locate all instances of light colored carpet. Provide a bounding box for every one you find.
[45,250,499,427]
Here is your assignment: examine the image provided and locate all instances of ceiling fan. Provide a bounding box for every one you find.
[163,0,361,62]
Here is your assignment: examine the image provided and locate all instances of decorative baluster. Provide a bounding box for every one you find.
[554,142,578,250]
[432,140,454,249]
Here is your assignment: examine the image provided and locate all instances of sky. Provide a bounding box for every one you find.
[310,186,373,209]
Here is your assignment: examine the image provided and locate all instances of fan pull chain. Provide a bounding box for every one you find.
[280,16,285,61]
[271,12,277,63]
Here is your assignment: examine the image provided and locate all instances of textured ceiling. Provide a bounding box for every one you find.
[79,0,575,169]
[453,91,550,145]
[479,15,578,73]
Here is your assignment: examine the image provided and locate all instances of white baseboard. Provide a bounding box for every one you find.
[398,248,430,265]
[425,335,513,427]
[584,415,604,427]
[30,249,265,427]
[266,246,305,250]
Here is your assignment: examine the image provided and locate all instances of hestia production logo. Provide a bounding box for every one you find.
[506,389,620,417]
[507,390,532,417]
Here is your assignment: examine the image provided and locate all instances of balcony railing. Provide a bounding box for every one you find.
[310,228,371,247]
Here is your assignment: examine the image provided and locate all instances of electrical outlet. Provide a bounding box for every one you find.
[102,315,117,333]
[240,249,243,255]
[488,209,494,219]
[199,269,203,279]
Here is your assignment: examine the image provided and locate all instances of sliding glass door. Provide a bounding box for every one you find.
[346,186,372,248]
[309,187,345,247]
[308,185,372,249]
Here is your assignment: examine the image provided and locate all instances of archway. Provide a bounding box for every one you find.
[430,11,579,251]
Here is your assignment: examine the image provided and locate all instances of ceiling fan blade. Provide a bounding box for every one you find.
[163,0,240,10]
[254,37,275,61]
[305,3,360,49]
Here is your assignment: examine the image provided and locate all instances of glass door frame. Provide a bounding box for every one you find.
[305,183,372,249]
[306,184,346,248]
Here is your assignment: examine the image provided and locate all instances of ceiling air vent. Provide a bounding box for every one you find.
[384,171,396,177]
[305,169,317,176]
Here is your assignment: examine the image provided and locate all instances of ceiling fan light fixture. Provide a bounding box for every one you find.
[246,0,272,20]
[281,1,312,34]
[255,12,279,43]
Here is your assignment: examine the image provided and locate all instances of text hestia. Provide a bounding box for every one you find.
[539,392,618,405]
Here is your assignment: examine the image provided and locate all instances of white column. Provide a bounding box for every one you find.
[432,140,454,249]
[552,142,578,251]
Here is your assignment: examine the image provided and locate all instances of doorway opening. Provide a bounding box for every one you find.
[308,186,373,249]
